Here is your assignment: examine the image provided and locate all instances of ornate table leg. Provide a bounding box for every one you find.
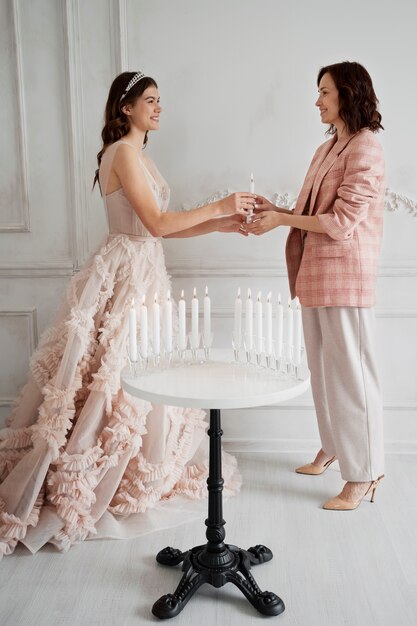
[152,409,285,619]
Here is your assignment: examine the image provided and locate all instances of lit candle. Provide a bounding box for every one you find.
[285,297,293,362]
[265,292,273,355]
[178,289,186,351]
[293,300,302,366]
[191,287,199,348]
[245,288,253,350]
[129,298,137,362]
[140,295,148,359]
[246,173,255,224]
[152,293,160,356]
[276,293,284,359]
[164,290,173,353]
[250,172,255,194]
[256,291,263,354]
[234,287,242,346]
[203,286,211,344]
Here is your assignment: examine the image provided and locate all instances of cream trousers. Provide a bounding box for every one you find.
[302,306,384,482]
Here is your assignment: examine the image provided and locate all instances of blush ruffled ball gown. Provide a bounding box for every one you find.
[0,141,241,558]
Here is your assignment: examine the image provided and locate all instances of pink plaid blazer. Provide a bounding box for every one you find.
[285,129,386,307]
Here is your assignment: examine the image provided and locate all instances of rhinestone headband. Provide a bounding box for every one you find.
[119,71,146,103]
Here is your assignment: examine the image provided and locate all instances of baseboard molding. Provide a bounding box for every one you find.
[223,438,417,455]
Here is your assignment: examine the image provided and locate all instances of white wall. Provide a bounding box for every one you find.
[1,0,417,452]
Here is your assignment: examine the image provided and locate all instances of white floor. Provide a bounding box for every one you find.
[1,452,417,626]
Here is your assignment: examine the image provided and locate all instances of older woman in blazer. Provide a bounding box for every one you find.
[247,61,385,510]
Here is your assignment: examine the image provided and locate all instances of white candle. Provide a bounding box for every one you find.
[178,289,186,351]
[245,288,253,350]
[293,301,302,366]
[203,286,211,344]
[276,293,284,359]
[164,290,173,353]
[256,291,263,353]
[246,173,255,224]
[152,293,160,356]
[191,287,199,348]
[234,287,242,346]
[140,295,148,359]
[265,292,273,355]
[128,298,138,362]
[285,297,293,362]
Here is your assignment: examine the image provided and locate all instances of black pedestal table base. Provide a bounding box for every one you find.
[151,409,285,619]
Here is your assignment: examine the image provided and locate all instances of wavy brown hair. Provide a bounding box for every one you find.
[93,72,158,190]
[317,61,383,136]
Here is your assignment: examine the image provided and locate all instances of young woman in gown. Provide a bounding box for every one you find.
[0,71,254,557]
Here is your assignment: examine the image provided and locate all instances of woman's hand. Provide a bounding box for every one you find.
[216,215,248,236]
[246,211,283,235]
[253,195,277,212]
[218,192,257,217]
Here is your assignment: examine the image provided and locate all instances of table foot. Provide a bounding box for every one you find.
[152,543,285,619]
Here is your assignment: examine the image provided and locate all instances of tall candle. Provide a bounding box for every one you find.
[203,286,211,344]
[246,173,255,224]
[265,292,273,355]
[140,295,148,359]
[285,297,293,362]
[276,292,284,359]
[178,289,186,351]
[164,290,173,353]
[191,287,199,348]
[245,288,253,350]
[152,293,160,356]
[234,287,242,346]
[250,172,255,194]
[129,298,138,362]
[293,301,302,366]
[256,291,263,353]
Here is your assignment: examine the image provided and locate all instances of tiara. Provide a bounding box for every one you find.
[119,71,146,102]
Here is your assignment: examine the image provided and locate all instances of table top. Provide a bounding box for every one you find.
[121,349,310,409]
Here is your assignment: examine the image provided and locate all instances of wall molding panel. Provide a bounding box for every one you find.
[0,0,30,233]
[110,0,128,74]
[63,0,89,269]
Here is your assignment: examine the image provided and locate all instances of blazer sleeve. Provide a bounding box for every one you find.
[317,136,385,241]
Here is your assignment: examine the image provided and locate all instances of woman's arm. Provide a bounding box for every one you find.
[163,215,247,238]
[246,211,325,235]
[113,144,255,237]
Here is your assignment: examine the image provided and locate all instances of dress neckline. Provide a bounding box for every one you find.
[103,140,160,197]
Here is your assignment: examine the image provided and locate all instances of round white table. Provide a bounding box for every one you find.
[121,349,310,619]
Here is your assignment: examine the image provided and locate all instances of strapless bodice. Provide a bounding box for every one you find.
[99,141,170,238]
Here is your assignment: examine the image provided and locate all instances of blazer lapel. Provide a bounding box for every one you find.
[293,138,336,215]
[308,134,356,215]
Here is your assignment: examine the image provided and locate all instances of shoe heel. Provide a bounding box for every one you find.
[370,474,384,503]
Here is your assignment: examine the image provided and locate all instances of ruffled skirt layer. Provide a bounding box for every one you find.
[0,235,241,558]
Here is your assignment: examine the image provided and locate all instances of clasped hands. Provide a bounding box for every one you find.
[217,193,284,237]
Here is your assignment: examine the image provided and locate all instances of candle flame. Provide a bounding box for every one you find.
[167,290,171,300]
[142,294,146,305]
[180,289,184,299]
[278,292,281,304]
[131,298,135,307]
[205,286,208,297]
[237,287,241,298]
[267,291,272,302]
[154,293,158,303]
[247,288,251,299]
[250,172,254,182]
[288,296,292,307]
[257,291,262,301]
[193,287,197,298]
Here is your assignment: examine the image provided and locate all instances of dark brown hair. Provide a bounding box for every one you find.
[93,72,158,190]
[317,61,383,136]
